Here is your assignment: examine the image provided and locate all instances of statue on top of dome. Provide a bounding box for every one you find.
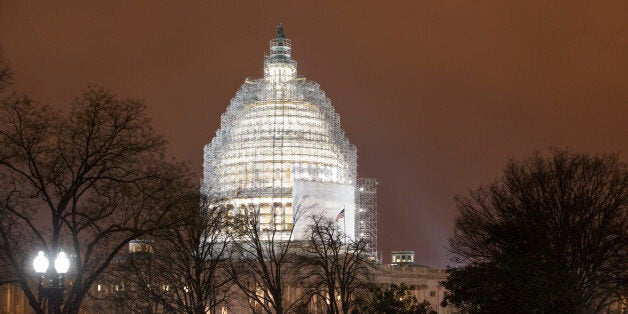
[277,23,285,40]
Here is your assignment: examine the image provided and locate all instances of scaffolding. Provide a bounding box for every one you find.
[201,25,358,234]
[356,178,378,261]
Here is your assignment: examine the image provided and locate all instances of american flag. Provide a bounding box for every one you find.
[335,209,345,222]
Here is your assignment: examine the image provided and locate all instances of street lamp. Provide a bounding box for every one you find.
[54,252,70,274]
[33,251,49,273]
[33,251,70,314]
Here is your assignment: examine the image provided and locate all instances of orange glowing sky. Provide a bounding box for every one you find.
[2,1,627,267]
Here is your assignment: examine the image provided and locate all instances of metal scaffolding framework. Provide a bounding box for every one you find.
[202,24,373,243]
[356,178,378,260]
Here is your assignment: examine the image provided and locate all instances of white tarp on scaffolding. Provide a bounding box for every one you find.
[292,180,355,240]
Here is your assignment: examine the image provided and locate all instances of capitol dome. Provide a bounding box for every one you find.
[203,24,359,240]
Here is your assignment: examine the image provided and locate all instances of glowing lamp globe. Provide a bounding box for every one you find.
[33,251,49,273]
[54,252,70,274]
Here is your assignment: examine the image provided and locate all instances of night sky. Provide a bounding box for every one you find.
[1,1,627,267]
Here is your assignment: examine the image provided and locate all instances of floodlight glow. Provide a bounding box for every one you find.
[200,25,380,245]
[33,251,49,273]
[202,26,356,206]
[54,252,70,274]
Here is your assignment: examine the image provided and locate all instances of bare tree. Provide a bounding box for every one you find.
[0,86,191,314]
[297,215,373,314]
[443,149,627,313]
[229,199,309,314]
[0,51,28,295]
[0,172,35,289]
[101,193,234,314]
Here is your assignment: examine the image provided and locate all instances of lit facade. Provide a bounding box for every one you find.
[392,250,415,264]
[202,25,374,243]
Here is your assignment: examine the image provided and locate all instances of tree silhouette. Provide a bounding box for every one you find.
[296,215,373,313]
[442,149,627,313]
[0,85,190,314]
[228,199,310,314]
[96,193,234,314]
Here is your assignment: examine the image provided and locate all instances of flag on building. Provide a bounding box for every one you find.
[335,208,345,222]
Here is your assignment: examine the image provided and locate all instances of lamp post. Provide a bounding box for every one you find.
[33,251,70,314]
